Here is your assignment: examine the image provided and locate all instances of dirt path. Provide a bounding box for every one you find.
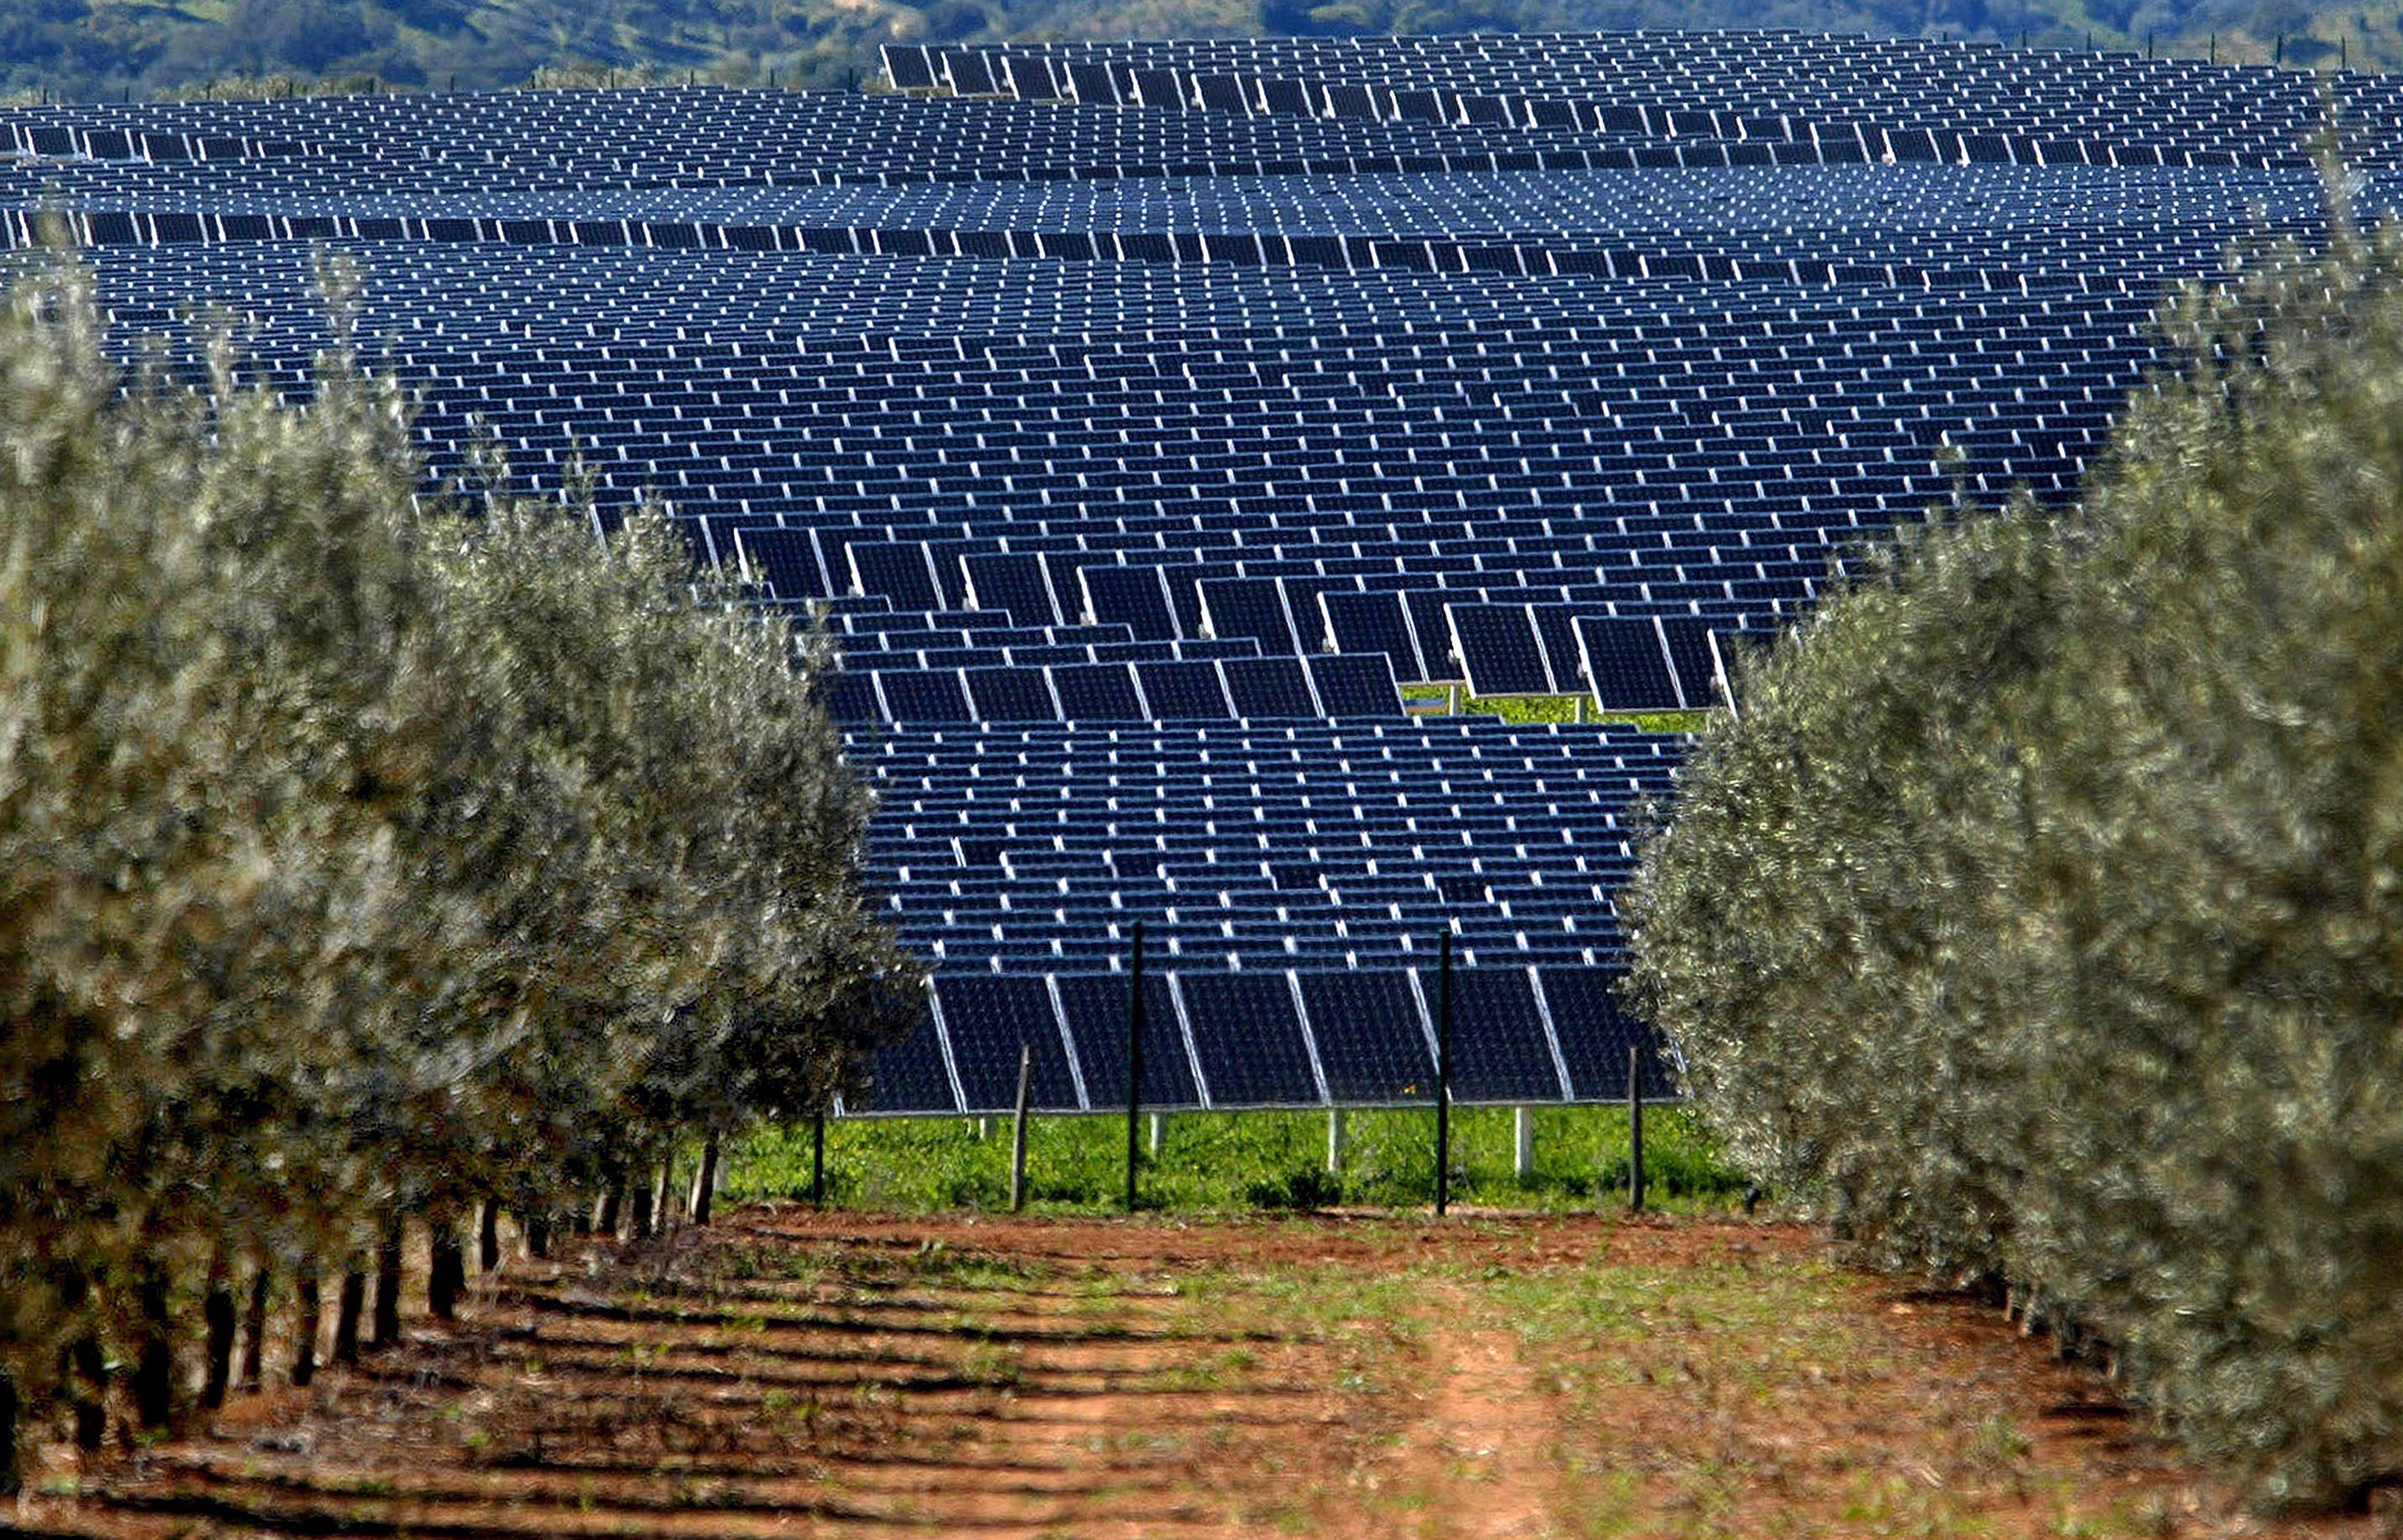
[15,1209,2390,1540]
[1390,1292,1564,1539]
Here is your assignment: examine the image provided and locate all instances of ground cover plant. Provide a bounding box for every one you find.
[1626,174,2403,1511]
[725,1104,1748,1214]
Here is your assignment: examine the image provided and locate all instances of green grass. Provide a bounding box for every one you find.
[1398,684,1707,734]
[723,1103,1748,1215]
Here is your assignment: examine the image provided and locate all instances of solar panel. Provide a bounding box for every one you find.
[1175,972,1321,1105]
[1427,964,1565,1102]
[732,526,827,599]
[1051,661,1145,720]
[963,552,1063,628]
[876,669,975,723]
[962,666,1058,722]
[1200,576,1297,653]
[1449,605,1551,697]
[1535,965,1676,1100]
[1305,653,1405,716]
[1221,655,1318,718]
[823,670,882,726]
[1298,970,1434,1101]
[1321,591,1426,680]
[1573,616,1682,712]
[1659,617,1725,710]
[44,32,2362,1114]
[1406,591,1464,680]
[1052,972,1201,1109]
[1134,659,1233,719]
[933,975,1082,1112]
[856,998,959,1113]
[1082,565,1179,641]
[882,45,936,91]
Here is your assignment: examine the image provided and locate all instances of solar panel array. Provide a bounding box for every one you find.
[5,30,2376,1109]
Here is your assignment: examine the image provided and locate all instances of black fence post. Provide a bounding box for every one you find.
[1125,921,1145,1213]
[1628,1043,1646,1214]
[1434,930,1452,1217]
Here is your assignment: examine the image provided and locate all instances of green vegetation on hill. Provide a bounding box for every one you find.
[1625,174,2403,1511]
[3,0,2395,105]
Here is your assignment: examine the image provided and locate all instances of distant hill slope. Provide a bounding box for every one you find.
[5,0,2392,102]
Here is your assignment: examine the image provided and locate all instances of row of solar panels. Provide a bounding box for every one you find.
[855,963,1677,1114]
[852,718,1683,976]
[56,198,2291,315]
[925,31,2403,142]
[1,190,2305,280]
[890,45,2322,170]
[827,651,1407,724]
[816,580,1739,709]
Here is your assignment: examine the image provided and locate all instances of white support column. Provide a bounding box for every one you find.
[1327,1109,1348,1175]
[1149,1111,1166,1155]
[1514,1106,1535,1182]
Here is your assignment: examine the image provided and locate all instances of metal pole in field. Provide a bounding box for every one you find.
[1125,920,1145,1214]
[1627,1043,1645,1214]
[811,1107,826,1208]
[1009,1041,1033,1214]
[1435,930,1453,1217]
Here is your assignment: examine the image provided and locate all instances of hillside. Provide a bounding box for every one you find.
[5,0,2393,103]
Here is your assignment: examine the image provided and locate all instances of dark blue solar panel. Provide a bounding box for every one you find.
[1221,656,1318,718]
[877,670,975,723]
[1200,577,1296,653]
[963,552,1061,627]
[1529,605,1583,695]
[1299,970,1433,1101]
[1426,965,1562,1102]
[1135,659,1233,719]
[1306,653,1404,716]
[852,543,941,610]
[962,666,1057,722]
[1660,617,1724,710]
[882,44,936,90]
[1176,972,1320,1105]
[1053,972,1200,1109]
[1321,591,1426,680]
[1535,965,1678,1100]
[935,975,1082,1112]
[857,1000,957,1114]
[823,670,882,726]
[732,526,827,599]
[1406,591,1463,679]
[1449,606,1551,697]
[1083,565,1178,642]
[1574,617,1682,712]
[1050,662,1144,720]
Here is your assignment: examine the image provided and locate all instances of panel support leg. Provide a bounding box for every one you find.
[1514,1106,1535,1183]
[1327,1109,1347,1174]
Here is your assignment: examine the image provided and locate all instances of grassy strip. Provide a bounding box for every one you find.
[725,1104,1746,1215]
[1399,684,1707,733]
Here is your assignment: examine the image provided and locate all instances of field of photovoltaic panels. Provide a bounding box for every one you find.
[7,29,2391,1118]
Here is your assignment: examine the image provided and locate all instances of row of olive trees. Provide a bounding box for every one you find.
[0,250,919,1489]
[1626,195,2403,1511]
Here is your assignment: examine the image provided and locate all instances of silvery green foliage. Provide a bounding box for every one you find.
[1622,501,2070,1282]
[1626,192,2403,1510]
[0,250,915,1464]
